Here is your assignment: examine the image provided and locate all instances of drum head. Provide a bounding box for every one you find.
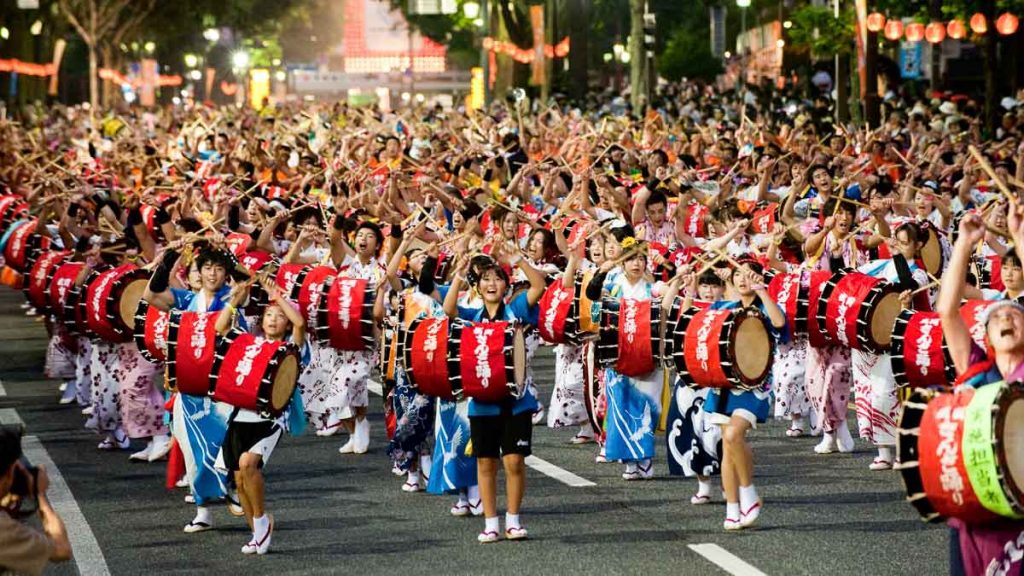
[512,327,527,395]
[868,291,902,349]
[733,314,771,385]
[271,354,299,413]
[998,387,1024,511]
[921,229,942,276]
[119,278,148,328]
[896,389,941,522]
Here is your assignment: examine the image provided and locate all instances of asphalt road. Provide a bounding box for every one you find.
[0,288,949,576]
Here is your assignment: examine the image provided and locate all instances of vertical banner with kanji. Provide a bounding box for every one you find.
[530,4,545,86]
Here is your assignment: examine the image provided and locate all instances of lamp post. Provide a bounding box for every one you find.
[736,0,750,91]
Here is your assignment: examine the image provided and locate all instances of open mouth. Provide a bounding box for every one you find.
[1002,328,1015,338]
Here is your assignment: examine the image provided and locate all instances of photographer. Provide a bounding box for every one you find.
[0,426,72,575]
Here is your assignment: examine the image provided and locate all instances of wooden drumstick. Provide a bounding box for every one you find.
[911,279,940,296]
[968,145,1018,207]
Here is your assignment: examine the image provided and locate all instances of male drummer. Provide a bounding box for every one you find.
[938,211,1024,574]
[214,280,306,555]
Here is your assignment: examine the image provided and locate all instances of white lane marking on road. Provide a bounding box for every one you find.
[367,379,383,396]
[22,435,112,576]
[688,543,768,576]
[0,407,23,425]
[0,379,6,397]
[524,455,596,487]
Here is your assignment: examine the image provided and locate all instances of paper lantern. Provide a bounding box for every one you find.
[970,13,988,34]
[926,22,946,43]
[867,12,886,32]
[905,22,925,42]
[947,19,966,40]
[884,20,904,41]
[996,13,1019,35]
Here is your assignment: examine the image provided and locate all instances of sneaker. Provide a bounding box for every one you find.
[450,501,471,517]
[468,499,484,517]
[183,519,212,533]
[531,409,546,426]
[241,539,258,555]
[338,437,356,455]
[505,526,528,540]
[147,435,172,461]
[868,457,893,471]
[255,515,273,555]
[477,530,500,544]
[739,501,761,528]
[401,480,422,493]
[723,516,743,531]
[129,442,153,461]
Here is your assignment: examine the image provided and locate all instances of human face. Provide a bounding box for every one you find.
[477,268,507,304]
[915,191,935,216]
[589,237,605,264]
[647,202,667,226]
[623,253,646,281]
[407,251,427,276]
[833,210,853,234]
[501,212,518,240]
[986,306,1024,354]
[732,267,755,296]
[354,228,378,258]
[1002,260,1024,293]
[604,236,622,261]
[452,210,466,231]
[527,232,545,261]
[812,168,831,191]
[892,229,919,260]
[200,262,226,293]
[187,263,202,291]
[698,282,724,302]
[261,304,290,340]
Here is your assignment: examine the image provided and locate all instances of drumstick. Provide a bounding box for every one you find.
[911,279,940,296]
[968,145,1018,207]
[836,195,871,210]
[694,253,727,276]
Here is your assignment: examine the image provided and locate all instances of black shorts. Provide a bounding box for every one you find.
[469,412,533,459]
[222,420,281,472]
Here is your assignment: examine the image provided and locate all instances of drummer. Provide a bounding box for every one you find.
[214,279,308,556]
[442,242,546,543]
[938,210,1024,574]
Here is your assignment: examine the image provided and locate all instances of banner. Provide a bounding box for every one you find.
[530,4,545,86]
[140,58,158,107]
[48,39,66,96]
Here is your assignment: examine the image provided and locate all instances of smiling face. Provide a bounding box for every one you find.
[200,261,227,293]
[477,268,507,305]
[986,305,1024,354]
[452,210,466,231]
[915,191,935,216]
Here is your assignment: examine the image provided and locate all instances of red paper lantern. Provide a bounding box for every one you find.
[884,20,904,41]
[947,19,966,40]
[867,12,886,32]
[925,22,946,43]
[970,13,988,34]
[996,13,1019,35]
[905,22,925,42]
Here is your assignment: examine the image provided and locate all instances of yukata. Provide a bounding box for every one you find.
[597,272,665,463]
[44,322,76,381]
[115,342,166,440]
[300,255,384,424]
[386,288,441,472]
[665,376,721,478]
[170,286,235,506]
[546,264,595,430]
[851,258,928,447]
[769,267,811,421]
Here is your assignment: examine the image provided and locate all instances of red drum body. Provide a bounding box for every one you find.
[767,271,805,337]
[84,264,149,343]
[133,300,170,363]
[49,262,86,320]
[405,317,456,400]
[978,254,1005,293]
[316,276,375,351]
[538,277,574,344]
[817,271,901,352]
[597,298,663,377]
[291,265,336,327]
[5,219,49,273]
[451,321,527,403]
[239,250,278,316]
[960,299,999,349]
[673,306,773,390]
[890,310,954,389]
[24,250,67,313]
[274,263,307,300]
[225,233,251,258]
[211,330,300,417]
[0,195,28,225]
[166,310,220,396]
[804,270,833,348]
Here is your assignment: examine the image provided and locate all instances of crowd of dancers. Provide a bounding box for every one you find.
[1,81,1023,573]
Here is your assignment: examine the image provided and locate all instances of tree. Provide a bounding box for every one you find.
[629,0,646,110]
[58,0,156,109]
[658,26,722,82]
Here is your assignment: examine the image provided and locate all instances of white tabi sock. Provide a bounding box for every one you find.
[725,502,740,521]
[468,484,480,502]
[696,479,712,498]
[505,513,521,529]
[878,446,894,462]
[484,516,500,533]
[194,506,211,524]
[253,514,269,539]
[407,470,421,485]
[791,415,804,429]
[739,484,759,510]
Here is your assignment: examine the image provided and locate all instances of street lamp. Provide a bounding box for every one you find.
[463,1,480,20]
[189,69,202,81]
[232,51,250,69]
[184,53,199,68]
[0,27,8,41]
[29,20,42,36]
[464,0,489,105]
[144,41,156,53]
[203,28,220,43]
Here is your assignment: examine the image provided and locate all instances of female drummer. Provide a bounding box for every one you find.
[214,280,307,556]
[143,244,242,533]
[938,210,1024,574]
[442,243,546,543]
[585,233,666,481]
[707,260,786,530]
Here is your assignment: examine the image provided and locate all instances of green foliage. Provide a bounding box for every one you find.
[657,25,722,81]
[787,5,856,59]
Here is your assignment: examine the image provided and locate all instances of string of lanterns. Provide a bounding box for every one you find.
[482,37,570,64]
[867,12,1019,43]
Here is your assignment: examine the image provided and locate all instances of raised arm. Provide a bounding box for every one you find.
[939,214,986,375]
